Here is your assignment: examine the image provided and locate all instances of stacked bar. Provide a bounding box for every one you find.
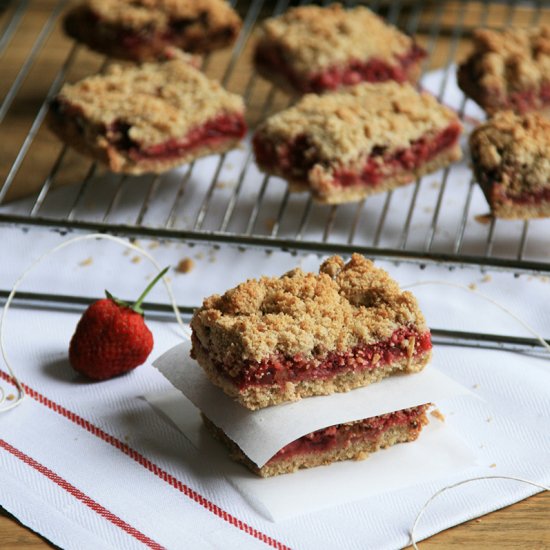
[190,254,435,477]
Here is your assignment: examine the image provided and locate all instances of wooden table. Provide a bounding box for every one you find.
[0,1,548,547]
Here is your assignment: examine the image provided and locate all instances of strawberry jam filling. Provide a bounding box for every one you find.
[108,114,247,161]
[197,326,432,390]
[253,122,461,188]
[270,405,428,463]
[255,44,425,93]
[497,83,550,114]
[490,181,550,206]
[50,97,246,163]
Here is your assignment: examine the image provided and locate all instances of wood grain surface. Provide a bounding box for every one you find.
[0,1,548,548]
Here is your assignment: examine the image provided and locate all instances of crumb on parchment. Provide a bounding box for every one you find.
[475,213,492,225]
[176,257,195,274]
[430,409,445,422]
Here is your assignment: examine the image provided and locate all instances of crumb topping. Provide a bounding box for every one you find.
[463,25,550,95]
[55,60,244,147]
[470,111,550,193]
[256,4,415,75]
[176,257,195,273]
[255,82,459,165]
[85,0,241,32]
[191,254,428,363]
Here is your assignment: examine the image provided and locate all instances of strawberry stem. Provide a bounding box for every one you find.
[132,266,170,314]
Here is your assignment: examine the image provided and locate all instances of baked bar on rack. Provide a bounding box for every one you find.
[63,0,242,61]
[190,254,432,410]
[47,59,246,175]
[204,404,430,477]
[254,4,426,94]
[470,111,550,219]
[457,25,550,115]
[253,81,462,204]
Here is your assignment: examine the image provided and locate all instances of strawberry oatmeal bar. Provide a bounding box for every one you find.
[458,25,550,115]
[47,59,246,174]
[254,4,426,94]
[190,254,432,410]
[63,0,242,61]
[204,405,430,476]
[253,81,462,204]
[470,111,550,219]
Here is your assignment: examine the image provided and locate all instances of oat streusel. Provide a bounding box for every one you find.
[64,0,242,61]
[48,59,246,174]
[458,25,550,115]
[470,111,550,219]
[253,81,462,204]
[191,254,432,409]
[254,4,426,94]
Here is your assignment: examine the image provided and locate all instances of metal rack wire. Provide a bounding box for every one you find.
[1,0,550,276]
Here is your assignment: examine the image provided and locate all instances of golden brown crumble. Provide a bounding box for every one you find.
[191,254,428,364]
[458,25,550,112]
[84,0,241,33]
[470,26,549,93]
[255,82,459,165]
[470,111,550,194]
[55,59,244,148]
[256,4,415,76]
[176,257,195,274]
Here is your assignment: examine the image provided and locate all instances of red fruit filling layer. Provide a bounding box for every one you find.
[253,122,461,189]
[50,98,246,162]
[109,114,247,162]
[255,43,425,93]
[195,326,432,390]
[489,180,550,206]
[270,405,428,463]
[497,83,550,114]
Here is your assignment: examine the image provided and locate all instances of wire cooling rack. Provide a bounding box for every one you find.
[1,0,550,275]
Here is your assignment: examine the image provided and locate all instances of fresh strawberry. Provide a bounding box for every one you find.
[69,267,169,380]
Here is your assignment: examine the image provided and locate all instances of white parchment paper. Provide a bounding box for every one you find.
[153,340,476,466]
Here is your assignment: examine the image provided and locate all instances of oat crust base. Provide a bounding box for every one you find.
[482,201,550,220]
